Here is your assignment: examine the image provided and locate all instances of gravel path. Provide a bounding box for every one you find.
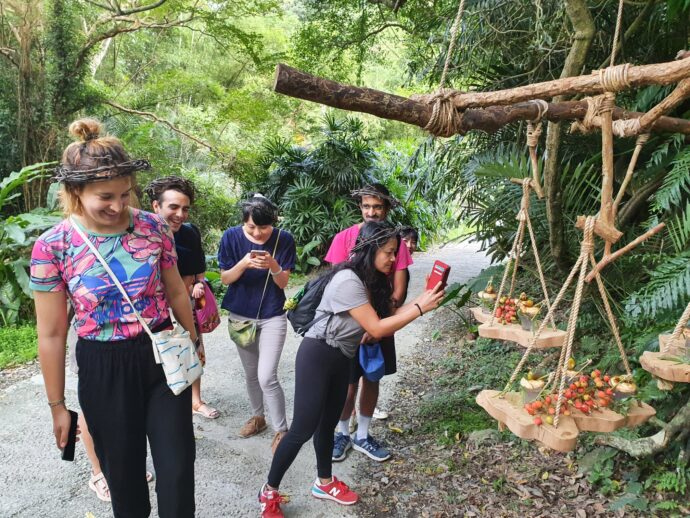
[0,241,489,517]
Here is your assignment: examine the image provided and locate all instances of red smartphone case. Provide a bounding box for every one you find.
[427,260,450,290]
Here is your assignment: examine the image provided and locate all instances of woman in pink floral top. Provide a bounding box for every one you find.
[31,118,198,518]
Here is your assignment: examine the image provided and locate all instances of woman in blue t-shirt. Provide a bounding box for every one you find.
[218,195,296,453]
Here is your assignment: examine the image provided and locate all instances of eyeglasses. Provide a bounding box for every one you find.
[361,203,385,211]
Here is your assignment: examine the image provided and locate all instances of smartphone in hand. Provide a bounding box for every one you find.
[250,250,269,258]
[61,409,78,462]
[426,260,450,291]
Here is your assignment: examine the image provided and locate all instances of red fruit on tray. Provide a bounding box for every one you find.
[534,417,543,426]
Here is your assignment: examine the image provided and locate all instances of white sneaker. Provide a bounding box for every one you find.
[373,407,388,420]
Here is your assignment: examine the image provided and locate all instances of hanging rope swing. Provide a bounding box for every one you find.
[476,0,661,452]
[640,301,690,387]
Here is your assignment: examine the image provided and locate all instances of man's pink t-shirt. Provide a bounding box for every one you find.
[325,223,413,270]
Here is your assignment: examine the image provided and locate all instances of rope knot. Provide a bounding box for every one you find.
[597,64,631,92]
[612,118,641,137]
[414,89,465,137]
[526,121,542,148]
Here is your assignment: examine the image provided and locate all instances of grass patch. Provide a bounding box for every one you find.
[419,392,494,439]
[0,324,38,368]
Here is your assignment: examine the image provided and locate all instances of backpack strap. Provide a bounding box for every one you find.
[298,311,332,335]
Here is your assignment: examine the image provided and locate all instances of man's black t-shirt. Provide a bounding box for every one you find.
[174,223,205,277]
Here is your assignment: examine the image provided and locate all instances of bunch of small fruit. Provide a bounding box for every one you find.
[494,296,518,324]
[522,366,632,426]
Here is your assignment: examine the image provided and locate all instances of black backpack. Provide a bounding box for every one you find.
[286,274,332,336]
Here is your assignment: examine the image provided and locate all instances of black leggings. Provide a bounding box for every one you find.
[76,328,195,518]
[268,337,350,487]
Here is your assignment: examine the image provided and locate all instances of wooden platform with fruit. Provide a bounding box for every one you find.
[478,368,655,451]
[476,390,579,452]
[478,321,565,348]
[470,306,492,324]
[639,351,690,384]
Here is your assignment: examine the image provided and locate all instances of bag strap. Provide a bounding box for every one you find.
[69,217,160,351]
[255,229,281,320]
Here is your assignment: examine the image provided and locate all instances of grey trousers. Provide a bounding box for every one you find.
[230,312,288,433]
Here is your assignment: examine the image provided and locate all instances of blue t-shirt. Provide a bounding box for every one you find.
[217,226,297,319]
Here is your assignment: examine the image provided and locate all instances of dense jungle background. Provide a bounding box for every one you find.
[1,0,690,513]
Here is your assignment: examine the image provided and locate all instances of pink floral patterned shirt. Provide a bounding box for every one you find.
[30,208,177,341]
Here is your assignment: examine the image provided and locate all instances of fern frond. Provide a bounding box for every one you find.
[624,250,690,319]
[653,147,690,213]
[666,200,690,253]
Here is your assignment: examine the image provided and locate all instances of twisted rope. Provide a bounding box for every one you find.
[420,89,465,137]
[570,96,603,134]
[671,300,690,342]
[609,0,625,67]
[553,217,596,427]
[415,0,467,137]
[439,0,467,89]
[488,218,525,326]
[526,212,557,329]
[526,121,543,148]
[502,249,585,394]
[611,118,641,138]
[589,254,633,377]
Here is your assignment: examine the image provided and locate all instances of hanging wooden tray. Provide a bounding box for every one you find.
[470,306,493,324]
[658,333,689,356]
[478,322,565,348]
[639,351,690,384]
[476,390,579,452]
[570,402,656,432]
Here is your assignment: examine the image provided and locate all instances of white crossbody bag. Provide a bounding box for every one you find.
[71,217,203,395]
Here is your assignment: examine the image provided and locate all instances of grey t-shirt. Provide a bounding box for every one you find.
[305,269,369,358]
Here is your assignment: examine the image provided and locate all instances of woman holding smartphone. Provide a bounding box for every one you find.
[258,221,445,517]
[218,194,296,453]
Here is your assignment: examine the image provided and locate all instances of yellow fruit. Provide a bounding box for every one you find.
[524,300,534,307]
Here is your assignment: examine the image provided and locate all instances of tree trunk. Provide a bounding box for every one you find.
[596,397,690,457]
[544,0,594,272]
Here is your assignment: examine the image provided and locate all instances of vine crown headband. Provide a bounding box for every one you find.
[54,157,151,185]
[349,224,403,256]
[351,186,401,208]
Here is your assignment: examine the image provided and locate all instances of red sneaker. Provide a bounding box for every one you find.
[311,476,359,505]
[258,484,286,518]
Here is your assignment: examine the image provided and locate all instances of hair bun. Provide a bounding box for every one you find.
[69,118,103,142]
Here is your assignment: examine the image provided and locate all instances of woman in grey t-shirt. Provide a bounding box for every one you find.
[257,221,446,516]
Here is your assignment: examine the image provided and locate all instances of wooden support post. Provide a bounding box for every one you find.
[599,93,617,255]
[274,64,690,136]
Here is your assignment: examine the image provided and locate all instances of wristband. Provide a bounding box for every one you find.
[414,303,424,317]
[48,398,66,408]
[270,266,283,276]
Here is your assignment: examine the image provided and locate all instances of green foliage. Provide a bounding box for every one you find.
[0,324,38,368]
[624,250,690,319]
[0,163,61,325]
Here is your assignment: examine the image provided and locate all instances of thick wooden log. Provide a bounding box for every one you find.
[274,64,690,135]
[448,59,690,109]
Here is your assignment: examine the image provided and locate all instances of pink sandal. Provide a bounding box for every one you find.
[88,472,111,502]
[193,401,220,419]
[89,471,154,502]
